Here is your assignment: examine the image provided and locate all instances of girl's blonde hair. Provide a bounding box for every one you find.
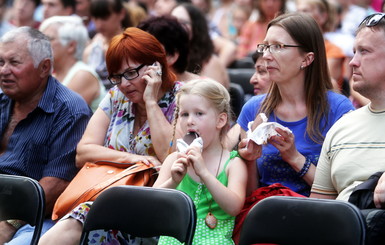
[171,78,233,147]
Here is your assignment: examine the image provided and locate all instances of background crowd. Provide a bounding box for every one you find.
[1,0,385,244]
[0,0,384,103]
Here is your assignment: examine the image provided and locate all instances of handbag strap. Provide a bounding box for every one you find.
[94,162,155,190]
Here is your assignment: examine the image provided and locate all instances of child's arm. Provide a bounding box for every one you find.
[238,138,261,195]
[153,152,188,189]
[190,151,248,217]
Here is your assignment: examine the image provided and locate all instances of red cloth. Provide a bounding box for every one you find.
[233,183,306,245]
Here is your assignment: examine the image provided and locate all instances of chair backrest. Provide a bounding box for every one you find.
[229,83,245,118]
[79,185,197,245]
[0,174,46,245]
[239,196,366,245]
[227,68,254,98]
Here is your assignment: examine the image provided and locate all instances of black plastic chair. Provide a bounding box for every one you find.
[227,68,255,100]
[239,196,366,245]
[229,57,255,69]
[229,83,245,118]
[79,185,197,245]
[0,174,46,245]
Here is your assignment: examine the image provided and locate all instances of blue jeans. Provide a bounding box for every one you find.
[5,219,55,245]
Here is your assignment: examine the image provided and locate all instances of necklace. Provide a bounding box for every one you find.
[204,147,223,229]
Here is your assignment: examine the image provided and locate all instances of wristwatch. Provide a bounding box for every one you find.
[6,219,24,230]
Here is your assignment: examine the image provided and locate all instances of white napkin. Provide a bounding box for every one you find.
[246,113,292,145]
[176,137,203,153]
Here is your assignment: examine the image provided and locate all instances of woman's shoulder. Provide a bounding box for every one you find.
[326,90,355,119]
[243,94,266,107]
[326,91,354,107]
[239,94,266,116]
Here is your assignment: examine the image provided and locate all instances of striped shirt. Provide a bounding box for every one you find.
[0,76,92,181]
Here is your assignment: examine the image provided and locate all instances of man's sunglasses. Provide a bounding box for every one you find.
[359,13,385,27]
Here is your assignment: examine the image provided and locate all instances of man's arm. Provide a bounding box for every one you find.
[39,177,70,216]
[374,172,385,208]
[310,192,338,199]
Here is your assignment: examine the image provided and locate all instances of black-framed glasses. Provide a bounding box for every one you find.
[359,13,385,27]
[108,64,146,85]
[256,44,302,54]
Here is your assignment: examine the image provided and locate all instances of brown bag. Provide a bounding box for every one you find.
[52,161,157,220]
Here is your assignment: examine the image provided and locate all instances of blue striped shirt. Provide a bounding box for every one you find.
[0,76,92,181]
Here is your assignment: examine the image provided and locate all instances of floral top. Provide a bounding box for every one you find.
[99,82,182,156]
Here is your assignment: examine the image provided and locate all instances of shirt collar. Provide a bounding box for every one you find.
[37,75,58,114]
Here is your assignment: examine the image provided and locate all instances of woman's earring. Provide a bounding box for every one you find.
[300,65,305,70]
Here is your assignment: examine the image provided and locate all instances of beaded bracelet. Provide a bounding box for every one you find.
[297,157,312,178]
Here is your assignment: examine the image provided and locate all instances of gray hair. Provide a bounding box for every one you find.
[0,26,53,69]
[39,15,89,61]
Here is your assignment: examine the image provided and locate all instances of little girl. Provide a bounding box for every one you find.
[154,78,247,244]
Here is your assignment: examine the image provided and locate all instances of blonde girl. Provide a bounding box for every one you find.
[154,78,247,244]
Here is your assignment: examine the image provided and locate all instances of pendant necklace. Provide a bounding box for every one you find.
[204,147,223,229]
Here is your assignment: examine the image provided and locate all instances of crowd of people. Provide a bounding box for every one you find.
[1,0,385,244]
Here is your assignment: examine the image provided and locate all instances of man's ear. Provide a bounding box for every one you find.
[39,58,52,78]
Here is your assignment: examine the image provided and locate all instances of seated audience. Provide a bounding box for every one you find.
[38,27,181,245]
[8,0,41,29]
[232,13,354,243]
[249,51,272,96]
[0,26,91,244]
[154,78,247,244]
[235,12,354,196]
[138,15,199,82]
[83,0,133,90]
[296,0,346,92]
[236,0,286,58]
[39,15,106,112]
[0,0,15,37]
[41,0,76,20]
[311,13,385,245]
[171,3,230,88]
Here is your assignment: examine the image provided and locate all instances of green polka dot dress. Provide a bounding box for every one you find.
[158,151,240,245]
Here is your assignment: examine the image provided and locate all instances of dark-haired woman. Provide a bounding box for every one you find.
[83,0,133,90]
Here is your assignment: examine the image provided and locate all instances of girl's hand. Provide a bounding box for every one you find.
[238,138,262,163]
[170,153,189,184]
[268,127,301,165]
[186,146,208,178]
[142,62,163,104]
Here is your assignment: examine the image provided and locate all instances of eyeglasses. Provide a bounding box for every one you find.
[359,13,385,27]
[108,64,146,85]
[256,44,302,54]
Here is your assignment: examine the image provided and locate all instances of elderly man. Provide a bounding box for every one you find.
[0,27,91,244]
[311,13,385,245]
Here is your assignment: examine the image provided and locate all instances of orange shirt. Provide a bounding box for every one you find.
[237,20,268,58]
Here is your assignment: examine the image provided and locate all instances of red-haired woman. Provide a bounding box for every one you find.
[39,27,180,245]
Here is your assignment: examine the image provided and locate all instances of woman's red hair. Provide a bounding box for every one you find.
[106,27,176,91]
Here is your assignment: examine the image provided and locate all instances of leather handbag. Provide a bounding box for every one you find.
[52,161,157,220]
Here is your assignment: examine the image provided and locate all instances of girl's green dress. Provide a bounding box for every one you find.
[158,151,240,245]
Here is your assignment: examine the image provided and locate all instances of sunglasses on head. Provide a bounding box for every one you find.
[359,13,385,27]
